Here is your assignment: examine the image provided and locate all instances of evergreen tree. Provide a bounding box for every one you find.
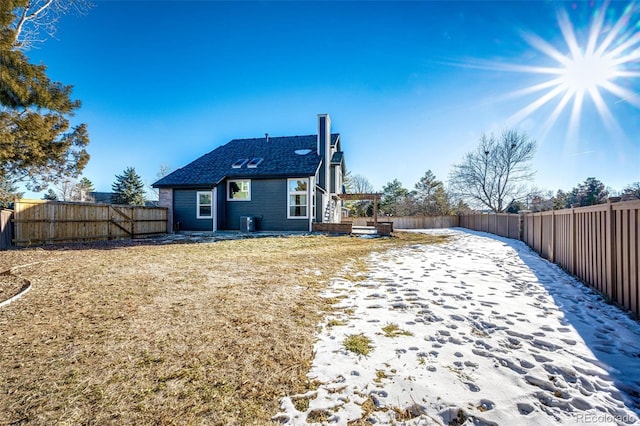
[42,188,58,200]
[415,170,441,202]
[452,199,471,215]
[505,199,524,213]
[580,177,608,206]
[0,1,90,195]
[432,185,455,215]
[552,190,569,210]
[568,177,608,207]
[380,179,410,216]
[414,170,443,215]
[414,170,457,215]
[0,175,23,208]
[112,167,146,206]
[76,177,94,201]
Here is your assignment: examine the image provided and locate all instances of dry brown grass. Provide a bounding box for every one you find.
[0,271,28,302]
[0,232,447,425]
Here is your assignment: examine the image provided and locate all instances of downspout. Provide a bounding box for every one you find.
[212,187,217,232]
[308,175,314,232]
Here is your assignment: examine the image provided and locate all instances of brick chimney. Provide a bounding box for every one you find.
[317,113,331,191]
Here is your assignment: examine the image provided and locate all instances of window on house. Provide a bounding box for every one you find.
[232,159,249,168]
[247,157,263,168]
[288,178,308,218]
[197,191,212,219]
[228,179,251,201]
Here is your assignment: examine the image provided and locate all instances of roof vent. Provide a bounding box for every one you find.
[295,149,312,156]
[247,158,263,168]
[232,158,249,168]
[265,133,269,142]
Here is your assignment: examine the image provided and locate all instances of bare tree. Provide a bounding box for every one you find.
[344,173,375,217]
[50,177,93,201]
[346,173,374,194]
[621,182,640,201]
[449,129,537,212]
[148,163,172,200]
[56,179,77,201]
[10,0,92,50]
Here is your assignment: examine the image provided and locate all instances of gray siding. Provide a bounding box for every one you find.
[216,184,226,231]
[172,180,311,232]
[330,165,336,194]
[173,189,214,231]
[315,188,323,223]
[223,178,309,231]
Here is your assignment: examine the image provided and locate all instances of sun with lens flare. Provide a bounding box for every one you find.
[498,2,640,138]
[560,52,616,94]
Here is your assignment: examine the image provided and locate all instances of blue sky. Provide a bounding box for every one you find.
[25,0,639,198]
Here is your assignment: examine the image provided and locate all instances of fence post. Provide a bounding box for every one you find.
[518,213,524,241]
[130,207,135,238]
[569,208,576,275]
[47,202,54,244]
[549,210,556,263]
[537,213,542,255]
[0,210,14,250]
[605,199,616,301]
[107,205,112,239]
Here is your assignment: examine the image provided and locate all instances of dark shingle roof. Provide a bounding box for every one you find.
[330,151,344,165]
[153,134,339,187]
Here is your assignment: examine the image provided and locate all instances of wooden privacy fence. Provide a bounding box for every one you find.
[523,200,639,317]
[459,213,522,240]
[371,206,639,317]
[12,200,167,247]
[346,216,459,229]
[0,209,13,250]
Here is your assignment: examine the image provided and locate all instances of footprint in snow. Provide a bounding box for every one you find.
[530,338,562,352]
[466,382,481,392]
[517,402,535,415]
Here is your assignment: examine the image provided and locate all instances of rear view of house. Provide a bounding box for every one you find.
[153,114,346,232]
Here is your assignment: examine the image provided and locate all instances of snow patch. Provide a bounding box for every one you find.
[275,229,640,425]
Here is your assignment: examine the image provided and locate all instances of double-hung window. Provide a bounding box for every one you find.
[228,179,251,201]
[288,178,308,218]
[197,191,212,219]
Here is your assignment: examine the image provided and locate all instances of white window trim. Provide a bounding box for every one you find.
[309,175,315,232]
[287,178,309,219]
[232,158,249,169]
[227,179,251,201]
[247,157,264,168]
[196,191,213,219]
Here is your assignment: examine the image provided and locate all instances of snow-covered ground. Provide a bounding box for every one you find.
[275,229,640,425]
